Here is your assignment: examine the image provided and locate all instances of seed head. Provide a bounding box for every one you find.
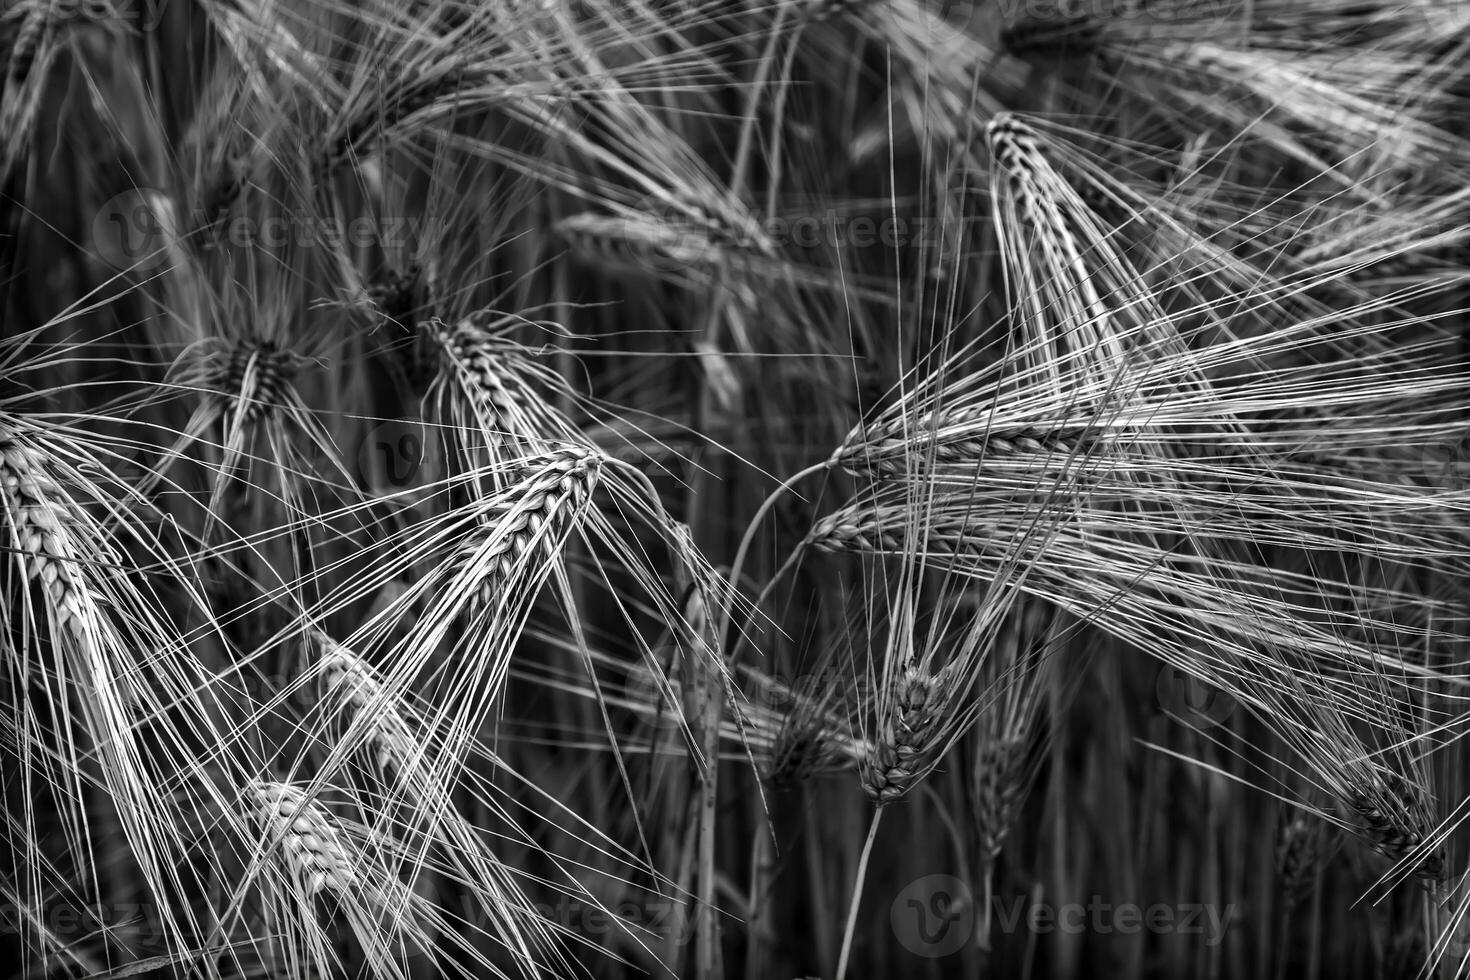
[860,663,954,804]
[249,781,355,897]
[468,447,602,610]
[0,429,87,640]
[316,633,415,774]
[1347,770,1444,882]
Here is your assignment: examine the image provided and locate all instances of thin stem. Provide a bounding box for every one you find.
[717,459,830,651]
[835,805,885,980]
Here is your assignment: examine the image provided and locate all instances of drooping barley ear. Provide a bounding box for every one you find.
[4,1,52,88]
[227,342,301,424]
[314,632,416,776]
[758,653,860,791]
[860,663,954,805]
[249,781,356,898]
[553,210,730,285]
[987,113,1050,198]
[171,338,307,435]
[988,110,1192,381]
[1,1,59,181]
[806,502,983,560]
[430,316,524,425]
[467,446,602,614]
[806,509,904,555]
[426,313,572,462]
[1346,769,1445,883]
[767,723,823,789]
[741,639,858,790]
[987,115,1118,374]
[969,596,1052,863]
[1275,813,1329,909]
[974,734,1026,862]
[369,261,424,332]
[768,708,851,791]
[247,780,434,975]
[0,428,87,641]
[842,417,1091,476]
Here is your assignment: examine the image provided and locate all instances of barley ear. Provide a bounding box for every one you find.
[860,663,953,805]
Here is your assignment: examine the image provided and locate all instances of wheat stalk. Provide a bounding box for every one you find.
[428,314,560,451]
[250,780,357,897]
[762,666,859,789]
[842,419,1091,475]
[1276,812,1329,910]
[974,733,1025,855]
[969,599,1053,865]
[0,0,58,180]
[555,209,728,270]
[860,663,954,805]
[986,111,1197,391]
[315,632,417,775]
[1347,769,1445,882]
[1,426,87,641]
[466,445,602,612]
[0,413,239,972]
[217,341,304,427]
[244,778,446,980]
[4,0,52,88]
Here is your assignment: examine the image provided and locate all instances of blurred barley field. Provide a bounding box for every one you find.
[3,0,1470,978]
